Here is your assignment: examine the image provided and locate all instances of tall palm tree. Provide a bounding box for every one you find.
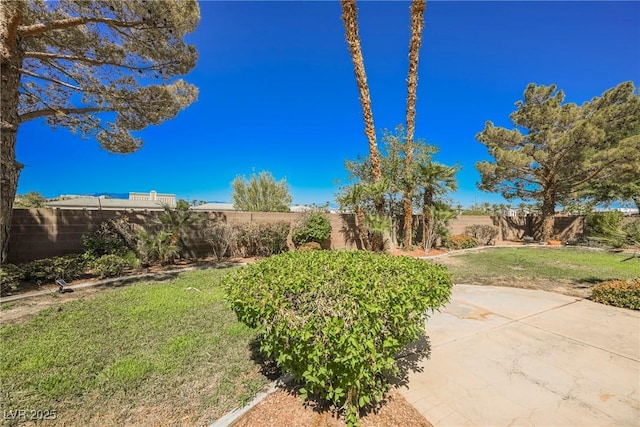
[416,162,458,249]
[403,0,427,249]
[340,0,382,184]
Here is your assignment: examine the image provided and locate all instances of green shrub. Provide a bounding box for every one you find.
[234,221,290,257]
[443,234,478,250]
[464,224,499,246]
[21,254,86,284]
[82,220,131,259]
[291,212,332,247]
[591,278,640,310]
[90,253,138,278]
[0,264,24,295]
[224,250,452,425]
[585,211,625,248]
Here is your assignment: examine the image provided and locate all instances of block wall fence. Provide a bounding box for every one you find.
[7,208,586,264]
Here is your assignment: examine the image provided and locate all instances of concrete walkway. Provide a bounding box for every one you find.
[401,285,640,427]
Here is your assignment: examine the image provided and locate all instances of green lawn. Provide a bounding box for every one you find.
[438,247,638,286]
[0,269,268,427]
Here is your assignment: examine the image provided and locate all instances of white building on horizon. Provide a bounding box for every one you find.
[129,190,175,207]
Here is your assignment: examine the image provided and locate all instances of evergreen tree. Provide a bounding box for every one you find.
[476,82,640,240]
[0,0,200,261]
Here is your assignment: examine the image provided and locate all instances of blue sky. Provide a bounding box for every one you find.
[16,1,640,207]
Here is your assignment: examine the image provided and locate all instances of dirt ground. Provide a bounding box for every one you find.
[231,387,432,427]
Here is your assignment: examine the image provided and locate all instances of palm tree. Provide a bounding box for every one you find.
[337,183,368,249]
[402,0,427,250]
[364,213,391,252]
[416,162,458,249]
[423,203,456,250]
[153,201,202,257]
[340,0,382,184]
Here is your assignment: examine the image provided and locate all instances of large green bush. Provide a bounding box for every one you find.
[291,212,331,247]
[591,278,640,310]
[224,250,452,425]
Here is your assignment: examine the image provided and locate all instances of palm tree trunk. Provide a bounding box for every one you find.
[422,188,434,250]
[340,0,382,184]
[355,206,368,250]
[1,4,25,263]
[402,0,426,249]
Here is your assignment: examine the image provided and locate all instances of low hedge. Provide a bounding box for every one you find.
[20,254,86,285]
[90,253,138,278]
[591,278,640,310]
[224,250,452,426]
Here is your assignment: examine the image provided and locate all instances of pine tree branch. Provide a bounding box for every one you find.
[19,106,110,123]
[24,51,151,71]
[19,16,141,38]
[20,69,83,91]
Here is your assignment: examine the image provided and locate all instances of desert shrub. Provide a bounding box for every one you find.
[224,250,452,426]
[591,278,640,310]
[82,220,132,259]
[203,221,238,261]
[0,264,24,295]
[21,254,86,284]
[464,224,499,246]
[585,211,625,248]
[443,234,478,250]
[291,212,331,247]
[90,253,138,278]
[234,221,290,257]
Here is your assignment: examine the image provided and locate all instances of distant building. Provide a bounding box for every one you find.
[47,197,168,211]
[46,190,176,211]
[129,190,175,207]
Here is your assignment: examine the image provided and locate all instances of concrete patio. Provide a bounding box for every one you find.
[401,285,640,426]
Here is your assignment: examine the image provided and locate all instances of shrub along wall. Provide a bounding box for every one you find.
[8,209,590,264]
[7,209,360,264]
